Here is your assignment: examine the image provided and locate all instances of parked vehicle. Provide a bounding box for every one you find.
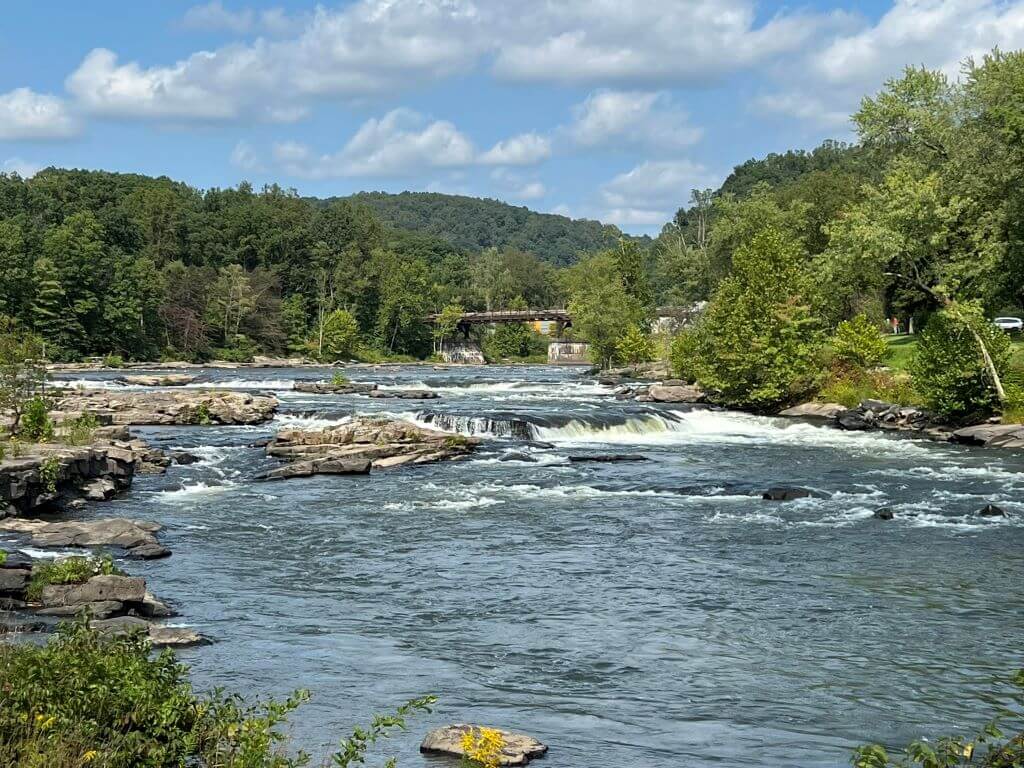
[993,316,1024,332]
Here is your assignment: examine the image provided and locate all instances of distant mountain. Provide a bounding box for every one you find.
[334,191,626,266]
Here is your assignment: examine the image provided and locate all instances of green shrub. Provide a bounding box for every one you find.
[62,413,100,445]
[832,314,888,369]
[102,354,124,368]
[0,620,434,768]
[317,310,361,362]
[19,396,54,442]
[0,551,6,565]
[38,455,61,494]
[853,670,1024,768]
[911,309,1011,423]
[330,370,350,387]
[26,554,122,602]
[615,325,656,366]
[190,402,213,426]
[818,368,919,408]
[669,330,699,383]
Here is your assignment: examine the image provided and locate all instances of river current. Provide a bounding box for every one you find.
[37,365,1024,766]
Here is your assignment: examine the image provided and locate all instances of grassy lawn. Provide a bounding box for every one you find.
[885,333,1024,376]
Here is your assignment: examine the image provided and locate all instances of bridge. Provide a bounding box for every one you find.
[426,308,573,337]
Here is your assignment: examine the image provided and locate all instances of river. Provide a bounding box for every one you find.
[45,364,1024,766]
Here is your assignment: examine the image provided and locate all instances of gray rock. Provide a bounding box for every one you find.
[127,543,172,560]
[147,625,211,647]
[778,402,847,419]
[136,592,176,618]
[41,575,146,608]
[0,568,29,594]
[873,507,895,521]
[365,389,440,400]
[978,504,1006,517]
[38,600,124,619]
[82,478,117,501]
[170,451,201,465]
[837,410,873,430]
[120,374,196,387]
[647,383,704,403]
[568,454,649,463]
[762,486,826,501]
[0,517,163,552]
[420,724,548,766]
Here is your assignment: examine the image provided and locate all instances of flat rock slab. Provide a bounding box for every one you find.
[952,423,1024,448]
[90,616,211,647]
[42,575,146,607]
[0,517,164,557]
[778,402,846,419]
[120,374,196,387]
[53,389,278,426]
[421,724,548,766]
[294,381,377,394]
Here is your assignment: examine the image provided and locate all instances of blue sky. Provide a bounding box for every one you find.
[1,0,1021,234]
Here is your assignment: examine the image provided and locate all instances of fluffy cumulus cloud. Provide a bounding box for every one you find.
[0,88,79,140]
[599,159,718,226]
[2,157,43,177]
[269,108,546,179]
[757,0,1024,128]
[569,90,702,150]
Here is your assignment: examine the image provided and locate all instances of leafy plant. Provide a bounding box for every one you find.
[911,309,1011,423]
[0,318,48,436]
[615,325,656,365]
[459,727,506,768]
[832,314,888,369]
[102,354,124,368]
[37,455,61,495]
[26,554,122,602]
[19,396,55,442]
[331,696,437,768]
[191,402,213,426]
[852,670,1024,767]
[0,551,7,566]
[330,370,350,388]
[818,368,918,408]
[62,413,100,446]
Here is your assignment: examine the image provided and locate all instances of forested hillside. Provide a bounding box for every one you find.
[339,191,625,266]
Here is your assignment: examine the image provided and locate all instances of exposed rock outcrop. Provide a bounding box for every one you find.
[294,380,377,395]
[262,417,478,478]
[646,382,704,403]
[951,423,1024,449]
[762,486,826,501]
[365,389,440,400]
[420,725,548,766]
[52,389,278,426]
[0,517,167,559]
[120,374,196,387]
[778,402,847,419]
[834,401,936,433]
[0,445,136,517]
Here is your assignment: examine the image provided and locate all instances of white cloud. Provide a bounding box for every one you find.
[272,109,551,179]
[756,0,1024,128]
[516,181,546,200]
[489,167,547,200]
[0,88,79,140]
[478,133,551,165]
[599,159,718,227]
[569,90,702,150]
[62,0,846,125]
[230,140,264,172]
[2,157,43,177]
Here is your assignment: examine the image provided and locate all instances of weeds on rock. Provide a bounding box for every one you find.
[26,554,122,602]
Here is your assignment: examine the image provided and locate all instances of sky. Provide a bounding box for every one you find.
[2,0,1024,235]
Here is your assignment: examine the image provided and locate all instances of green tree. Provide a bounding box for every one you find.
[0,317,47,434]
[687,227,822,409]
[565,253,645,368]
[206,264,256,348]
[831,314,888,369]
[616,325,656,365]
[281,294,308,354]
[318,309,360,361]
[0,219,31,320]
[30,257,69,358]
[432,302,464,356]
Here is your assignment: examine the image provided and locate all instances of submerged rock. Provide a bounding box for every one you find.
[873,507,895,521]
[263,417,478,477]
[420,724,548,766]
[762,486,826,501]
[978,504,1006,517]
[365,389,440,400]
[568,454,649,463]
[294,380,377,395]
[170,451,201,466]
[89,616,211,647]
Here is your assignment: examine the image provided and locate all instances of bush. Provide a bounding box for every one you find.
[911,309,1011,423]
[317,310,360,362]
[26,554,122,602]
[102,354,125,368]
[330,370,350,387]
[832,314,888,369]
[853,670,1024,768]
[669,330,698,383]
[818,368,918,408]
[0,620,435,768]
[615,325,656,365]
[62,413,100,446]
[19,396,54,442]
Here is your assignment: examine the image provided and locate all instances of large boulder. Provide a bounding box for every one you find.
[260,458,372,480]
[778,402,846,419]
[952,423,1024,449]
[420,725,548,766]
[647,383,704,403]
[41,574,146,608]
[0,568,28,595]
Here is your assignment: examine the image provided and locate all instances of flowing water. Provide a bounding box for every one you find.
[33,366,1024,766]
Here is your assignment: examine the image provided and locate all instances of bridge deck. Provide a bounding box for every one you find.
[426,309,572,324]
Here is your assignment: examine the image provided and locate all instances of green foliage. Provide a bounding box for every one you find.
[102,354,124,368]
[832,314,889,369]
[62,413,100,446]
[0,318,47,435]
[818,368,918,408]
[852,670,1024,768]
[344,190,625,266]
[191,402,213,426]
[318,309,360,362]
[330,370,350,387]
[330,695,437,768]
[669,330,699,382]
[911,308,1011,422]
[483,322,538,361]
[686,228,823,410]
[26,554,121,602]
[0,551,6,565]
[565,253,646,368]
[616,325,656,365]
[19,396,55,442]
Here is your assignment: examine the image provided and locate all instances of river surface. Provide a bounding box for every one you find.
[36,365,1024,766]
